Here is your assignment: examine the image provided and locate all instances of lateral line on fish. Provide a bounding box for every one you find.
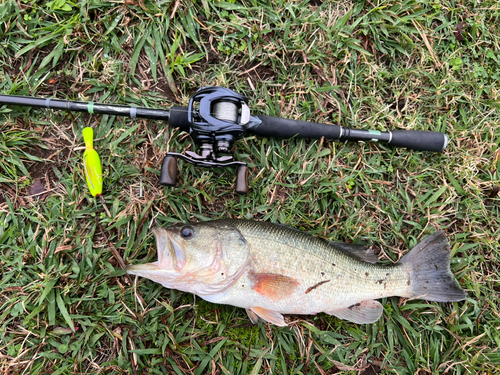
[305,280,331,294]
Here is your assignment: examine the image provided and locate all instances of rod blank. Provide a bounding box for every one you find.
[0,94,171,121]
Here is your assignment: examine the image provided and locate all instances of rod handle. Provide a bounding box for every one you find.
[388,130,448,152]
[252,115,448,152]
[252,115,341,139]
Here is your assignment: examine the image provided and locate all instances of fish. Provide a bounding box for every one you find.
[126,219,466,326]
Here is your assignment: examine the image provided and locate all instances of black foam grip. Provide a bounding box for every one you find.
[169,106,190,131]
[252,115,341,139]
[389,130,448,152]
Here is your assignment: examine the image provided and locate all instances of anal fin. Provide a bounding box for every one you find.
[250,307,287,327]
[327,300,384,324]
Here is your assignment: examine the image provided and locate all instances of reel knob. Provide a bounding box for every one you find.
[235,165,249,194]
[159,155,177,186]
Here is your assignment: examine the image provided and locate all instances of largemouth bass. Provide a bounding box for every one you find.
[127,219,466,326]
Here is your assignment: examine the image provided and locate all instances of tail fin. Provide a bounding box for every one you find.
[401,231,466,302]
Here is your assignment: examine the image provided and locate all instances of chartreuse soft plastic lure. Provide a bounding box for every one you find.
[82,127,103,197]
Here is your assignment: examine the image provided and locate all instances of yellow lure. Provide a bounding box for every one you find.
[82,127,103,197]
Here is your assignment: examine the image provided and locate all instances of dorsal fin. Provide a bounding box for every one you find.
[330,241,378,263]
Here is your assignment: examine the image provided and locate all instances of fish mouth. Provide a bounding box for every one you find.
[148,227,186,271]
[164,230,186,271]
[126,227,186,278]
[126,261,163,275]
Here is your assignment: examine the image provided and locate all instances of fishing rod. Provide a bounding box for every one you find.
[0,86,448,193]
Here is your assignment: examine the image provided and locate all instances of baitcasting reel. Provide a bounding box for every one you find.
[160,87,262,194]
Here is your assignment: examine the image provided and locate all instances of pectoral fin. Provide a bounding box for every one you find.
[248,273,299,301]
[327,300,384,324]
[250,307,287,327]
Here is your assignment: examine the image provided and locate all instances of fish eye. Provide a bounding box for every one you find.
[180,226,194,239]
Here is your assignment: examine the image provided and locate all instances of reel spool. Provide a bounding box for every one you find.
[160,87,262,194]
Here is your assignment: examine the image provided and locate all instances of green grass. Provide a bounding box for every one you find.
[1,0,499,373]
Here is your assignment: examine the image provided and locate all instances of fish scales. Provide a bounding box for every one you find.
[216,219,410,313]
[127,218,466,326]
